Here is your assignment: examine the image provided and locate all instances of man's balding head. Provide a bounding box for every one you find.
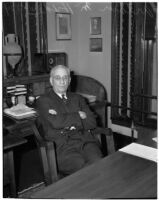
[50,65,71,94]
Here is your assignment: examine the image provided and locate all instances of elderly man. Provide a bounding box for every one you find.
[36,65,103,175]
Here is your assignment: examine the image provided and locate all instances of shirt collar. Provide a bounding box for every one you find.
[56,92,67,99]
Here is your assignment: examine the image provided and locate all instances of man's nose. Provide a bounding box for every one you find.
[60,78,65,84]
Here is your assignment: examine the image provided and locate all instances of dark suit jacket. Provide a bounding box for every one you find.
[36,89,98,148]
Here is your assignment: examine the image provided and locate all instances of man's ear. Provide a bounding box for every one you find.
[50,77,53,86]
[69,77,71,85]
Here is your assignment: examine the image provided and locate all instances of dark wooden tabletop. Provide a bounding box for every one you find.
[3,114,37,137]
[3,134,27,150]
[31,150,157,199]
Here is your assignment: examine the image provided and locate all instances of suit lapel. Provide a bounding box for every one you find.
[48,89,70,112]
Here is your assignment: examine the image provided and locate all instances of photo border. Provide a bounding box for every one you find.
[56,13,72,40]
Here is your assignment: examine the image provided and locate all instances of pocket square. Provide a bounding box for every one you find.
[49,109,57,115]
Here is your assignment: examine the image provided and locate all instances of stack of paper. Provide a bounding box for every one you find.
[119,143,157,162]
[4,104,36,119]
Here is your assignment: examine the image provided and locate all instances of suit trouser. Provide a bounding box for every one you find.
[56,136,103,175]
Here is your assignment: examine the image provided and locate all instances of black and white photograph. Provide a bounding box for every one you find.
[90,38,102,52]
[90,17,101,35]
[2,2,157,199]
[56,12,71,40]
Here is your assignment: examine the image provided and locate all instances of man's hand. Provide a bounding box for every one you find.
[78,111,87,119]
[49,109,57,115]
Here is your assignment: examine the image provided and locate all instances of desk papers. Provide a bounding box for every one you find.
[119,143,157,162]
[4,104,36,119]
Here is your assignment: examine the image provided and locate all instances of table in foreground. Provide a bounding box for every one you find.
[3,134,27,197]
[31,150,157,199]
[3,114,53,185]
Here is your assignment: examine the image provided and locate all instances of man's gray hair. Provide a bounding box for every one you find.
[50,65,70,77]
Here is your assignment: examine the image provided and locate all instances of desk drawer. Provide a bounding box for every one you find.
[10,128,34,137]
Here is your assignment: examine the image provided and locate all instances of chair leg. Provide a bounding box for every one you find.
[39,146,51,185]
[106,132,116,154]
[46,142,58,183]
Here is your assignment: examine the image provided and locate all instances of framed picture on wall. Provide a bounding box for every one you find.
[90,38,102,52]
[90,17,101,35]
[56,13,71,40]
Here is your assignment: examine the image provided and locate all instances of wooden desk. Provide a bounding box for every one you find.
[31,150,157,199]
[3,114,52,186]
[3,115,38,137]
[3,134,27,197]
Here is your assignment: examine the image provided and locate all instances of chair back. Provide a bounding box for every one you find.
[44,74,107,102]
[70,75,107,102]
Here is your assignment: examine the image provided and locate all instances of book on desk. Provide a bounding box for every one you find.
[4,104,36,120]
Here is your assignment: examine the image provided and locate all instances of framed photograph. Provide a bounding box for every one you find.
[56,13,71,40]
[90,38,102,52]
[90,17,101,35]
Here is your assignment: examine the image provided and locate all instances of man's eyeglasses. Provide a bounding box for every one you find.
[53,75,70,82]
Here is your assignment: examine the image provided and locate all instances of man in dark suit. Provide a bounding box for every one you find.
[36,65,103,175]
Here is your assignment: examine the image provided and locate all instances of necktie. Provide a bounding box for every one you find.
[62,94,67,104]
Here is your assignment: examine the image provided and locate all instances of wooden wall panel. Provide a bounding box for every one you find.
[2,3,15,35]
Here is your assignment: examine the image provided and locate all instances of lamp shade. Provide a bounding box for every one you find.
[3,34,22,69]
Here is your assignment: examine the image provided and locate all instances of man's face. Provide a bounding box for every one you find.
[50,67,71,94]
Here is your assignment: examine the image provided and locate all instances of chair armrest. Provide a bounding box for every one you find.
[33,121,58,184]
[44,140,58,182]
[37,137,56,149]
[91,127,113,136]
[34,120,56,146]
[44,140,55,148]
[91,127,115,155]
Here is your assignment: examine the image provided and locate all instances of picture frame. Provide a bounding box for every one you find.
[90,38,102,52]
[56,13,71,40]
[90,17,101,35]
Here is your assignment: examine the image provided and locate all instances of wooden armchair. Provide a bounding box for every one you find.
[33,121,58,185]
[34,122,115,185]
[70,75,115,154]
[33,74,115,184]
[70,74,107,101]
[70,74,108,127]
